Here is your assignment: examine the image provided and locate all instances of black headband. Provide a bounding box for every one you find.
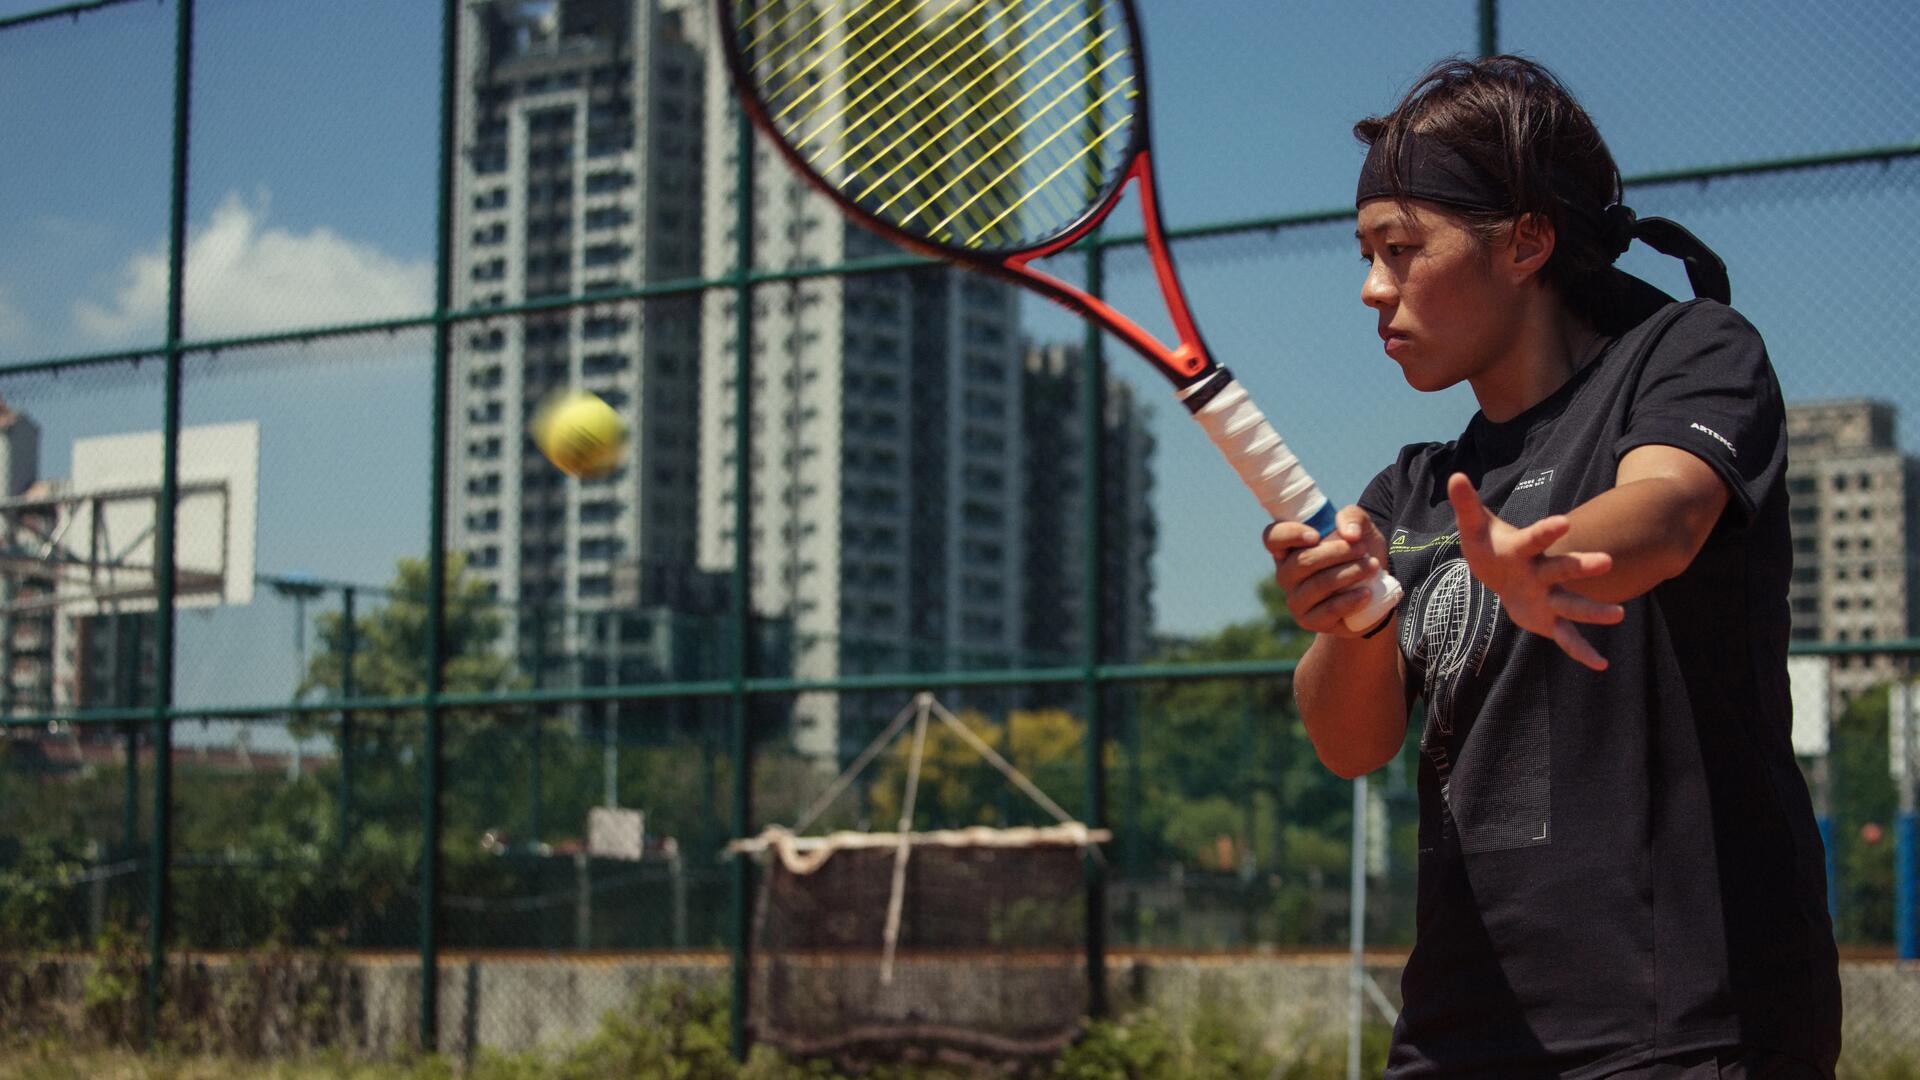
[1356,133,1731,304]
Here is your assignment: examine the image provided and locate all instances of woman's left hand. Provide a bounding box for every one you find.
[1446,472,1625,671]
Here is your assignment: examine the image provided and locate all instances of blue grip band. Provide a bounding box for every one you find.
[1303,499,1339,538]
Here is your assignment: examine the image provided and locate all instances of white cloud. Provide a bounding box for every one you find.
[74,192,434,345]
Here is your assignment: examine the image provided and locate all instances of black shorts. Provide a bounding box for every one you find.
[1602,1047,1829,1079]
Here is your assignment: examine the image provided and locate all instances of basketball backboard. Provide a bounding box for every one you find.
[0,422,259,616]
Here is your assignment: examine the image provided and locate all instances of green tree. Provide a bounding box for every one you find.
[1829,684,1900,945]
[865,708,1089,830]
[1122,579,1409,946]
[298,553,514,701]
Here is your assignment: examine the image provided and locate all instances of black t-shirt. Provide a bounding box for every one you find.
[1358,299,1842,1078]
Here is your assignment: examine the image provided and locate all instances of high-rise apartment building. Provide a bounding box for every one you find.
[0,401,49,715]
[696,92,1027,761]
[448,2,1142,762]
[451,0,713,683]
[1021,343,1156,675]
[1784,399,1920,698]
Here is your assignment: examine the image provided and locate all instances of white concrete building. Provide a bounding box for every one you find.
[450,0,712,682]
[696,76,1027,761]
[1785,399,1920,698]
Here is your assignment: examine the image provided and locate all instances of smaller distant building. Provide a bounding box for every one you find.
[1784,399,1920,699]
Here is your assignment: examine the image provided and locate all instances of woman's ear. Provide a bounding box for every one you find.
[1504,212,1557,285]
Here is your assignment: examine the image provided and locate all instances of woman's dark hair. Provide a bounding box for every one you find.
[1355,56,1623,321]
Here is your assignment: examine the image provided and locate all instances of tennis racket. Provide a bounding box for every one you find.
[715,0,1401,632]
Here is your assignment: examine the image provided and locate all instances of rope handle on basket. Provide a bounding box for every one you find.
[786,692,1079,837]
[880,704,931,986]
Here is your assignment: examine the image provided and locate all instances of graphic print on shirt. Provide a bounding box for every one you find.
[1391,466,1559,854]
[1399,552,1497,740]
[1391,532,1498,839]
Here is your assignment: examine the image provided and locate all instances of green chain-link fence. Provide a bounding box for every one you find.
[1,0,1916,1074]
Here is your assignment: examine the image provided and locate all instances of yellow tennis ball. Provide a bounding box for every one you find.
[534,390,628,478]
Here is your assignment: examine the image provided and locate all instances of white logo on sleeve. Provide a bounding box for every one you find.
[1690,422,1737,457]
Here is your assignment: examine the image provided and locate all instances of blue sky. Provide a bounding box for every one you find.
[0,1,1916,709]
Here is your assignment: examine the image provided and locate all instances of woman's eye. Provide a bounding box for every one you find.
[1385,244,1410,257]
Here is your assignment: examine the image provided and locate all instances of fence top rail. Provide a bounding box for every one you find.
[1,142,1914,378]
[0,638,1914,731]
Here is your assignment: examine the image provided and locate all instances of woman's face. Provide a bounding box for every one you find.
[1356,198,1520,394]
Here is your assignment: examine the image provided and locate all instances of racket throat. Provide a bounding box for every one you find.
[1132,152,1213,381]
[1175,366,1236,414]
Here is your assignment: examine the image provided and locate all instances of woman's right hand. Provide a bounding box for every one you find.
[1264,506,1393,637]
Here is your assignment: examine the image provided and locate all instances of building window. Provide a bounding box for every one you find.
[580,537,624,560]
[582,316,630,340]
[585,206,630,230]
[585,170,631,194]
[583,352,629,376]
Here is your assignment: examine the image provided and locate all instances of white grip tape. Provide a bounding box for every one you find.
[1190,378,1403,633]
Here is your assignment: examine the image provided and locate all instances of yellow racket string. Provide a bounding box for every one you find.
[863,28,1119,225]
[842,9,1097,195]
[802,2,1037,172]
[765,1,916,114]
[924,80,1126,237]
[782,0,971,133]
[735,0,1135,250]
[966,107,1132,244]
[742,0,823,57]
[756,1,906,114]
[749,2,854,90]
[913,71,1128,232]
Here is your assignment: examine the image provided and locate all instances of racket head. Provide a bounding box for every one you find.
[716,0,1149,265]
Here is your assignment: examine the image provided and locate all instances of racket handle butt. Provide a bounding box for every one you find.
[1302,500,1402,633]
[1344,569,1403,635]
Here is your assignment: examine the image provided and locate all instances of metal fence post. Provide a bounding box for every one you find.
[1477,0,1498,57]
[1347,774,1369,1080]
[728,105,758,1063]
[143,0,195,1044]
[418,0,460,1052]
[1081,236,1108,1020]
[1897,680,1917,961]
[530,603,546,846]
[337,586,356,866]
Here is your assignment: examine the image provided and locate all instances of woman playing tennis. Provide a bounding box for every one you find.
[1266,57,1842,1078]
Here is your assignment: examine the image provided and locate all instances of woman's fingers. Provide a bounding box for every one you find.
[1262,521,1321,556]
[1446,473,1490,540]
[1550,621,1608,671]
[1547,588,1625,626]
[1511,514,1571,557]
[1535,550,1613,585]
[1296,556,1383,613]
